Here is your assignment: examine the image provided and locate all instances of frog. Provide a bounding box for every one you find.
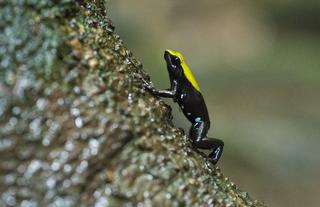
[142,49,224,164]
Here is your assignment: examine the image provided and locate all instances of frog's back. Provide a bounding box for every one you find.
[177,77,210,124]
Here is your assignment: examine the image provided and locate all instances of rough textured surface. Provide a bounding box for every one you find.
[0,0,266,206]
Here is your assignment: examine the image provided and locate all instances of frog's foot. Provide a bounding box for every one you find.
[208,145,224,165]
[141,78,154,90]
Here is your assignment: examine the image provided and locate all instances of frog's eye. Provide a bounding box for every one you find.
[172,56,181,65]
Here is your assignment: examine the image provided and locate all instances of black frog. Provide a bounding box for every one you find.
[143,49,224,164]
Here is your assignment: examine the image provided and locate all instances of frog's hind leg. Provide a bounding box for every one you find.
[189,122,224,164]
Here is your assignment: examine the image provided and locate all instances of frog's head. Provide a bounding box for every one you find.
[164,49,184,75]
[164,49,201,91]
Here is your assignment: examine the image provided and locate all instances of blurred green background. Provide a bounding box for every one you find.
[109,1,320,206]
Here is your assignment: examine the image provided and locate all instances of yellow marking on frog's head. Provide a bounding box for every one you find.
[166,49,201,92]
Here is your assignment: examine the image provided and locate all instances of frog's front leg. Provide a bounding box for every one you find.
[189,121,224,164]
[142,79,177,98]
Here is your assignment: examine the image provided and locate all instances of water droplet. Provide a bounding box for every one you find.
[25,160,41,178]
[95,196,108,207]
[9,117,18,127]
[3,193,16,206]
[114,44,120,51]
[123,58,130,65]
[57,98,64,106]
[0,138,15,151]
[63,164,72,173]
[42,121,60,146]
[76,160,88,173]
[88,100,95,108]
[21,199,38,207]
[106,108,113,113]
[46,176,56,189]
[42,138,50,146]
[62,179,71,188]
[14,77,32,97]
[51,160,61,171]
[165,193,172,199]
[60,151,69,161]
[143,191,150,198]
[75,117,83,128]
[139,165,145,171]
[29,117,42,138]
[70,108,80,116]
[93,190,101,199]
[12,106,21,115]
[73,86,81,94]
[5,174,15,184]
[17,164,27,174]
[65,140,74,151]
[36,98,47,111]
[89,139,99,156]
[128,93,133,104]
[104,186,112,195]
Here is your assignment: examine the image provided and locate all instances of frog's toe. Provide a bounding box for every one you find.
[208,145,224,164]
